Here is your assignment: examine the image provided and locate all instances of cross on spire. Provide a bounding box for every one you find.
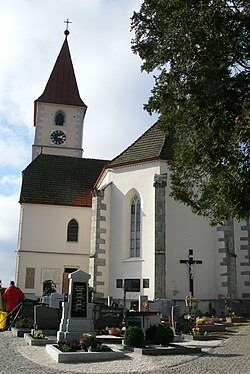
[64,19,72,37]
[180,249,202,296]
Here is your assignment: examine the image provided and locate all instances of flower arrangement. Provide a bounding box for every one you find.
[80,333,96,351]
[57,340,81,352]
[195,317,205,324]
[192,326,200,335]
[108,327,122,336]
[32,330,48,340]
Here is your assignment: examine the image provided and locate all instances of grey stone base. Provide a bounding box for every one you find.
[198,324,226,333]
[57,318,95,342]
[11,327,31,337]
[123,344,202,355]
[24,333,57,346]
[183,334,219,341]
[46,344,125,363]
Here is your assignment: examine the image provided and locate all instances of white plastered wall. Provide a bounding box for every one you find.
[98,162,161,302]
[32,102,85,160]
[98,159,219,303]
[16,203,91,297]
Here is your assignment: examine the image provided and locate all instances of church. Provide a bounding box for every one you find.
[15,29,250,316]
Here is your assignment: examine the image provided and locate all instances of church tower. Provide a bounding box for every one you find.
[32,27,87,160]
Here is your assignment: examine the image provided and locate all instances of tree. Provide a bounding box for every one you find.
[131,0,250,225]
[43,279,57,295]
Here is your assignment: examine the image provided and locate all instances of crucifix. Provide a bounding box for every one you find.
[180,249,202,296]
[64,18,72,31]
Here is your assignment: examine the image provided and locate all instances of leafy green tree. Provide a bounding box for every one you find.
[43,279,57,295]
[131,1,250,225]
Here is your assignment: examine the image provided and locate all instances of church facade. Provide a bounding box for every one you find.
[89,125,250,314]
[15,30,108,297]
[15,30,250,315]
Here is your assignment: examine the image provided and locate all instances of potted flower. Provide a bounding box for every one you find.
[226,312,246,323]
[80,333,96,351]
[108,327,122,336]
[32,330,48,340]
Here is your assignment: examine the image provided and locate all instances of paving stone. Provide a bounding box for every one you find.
[0,324,249,373]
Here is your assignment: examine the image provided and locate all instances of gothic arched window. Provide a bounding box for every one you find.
[130,195,141,257]
[67,219,78,242]
[55,111,65,126]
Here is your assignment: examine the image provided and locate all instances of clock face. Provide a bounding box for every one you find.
[50,130,66,145]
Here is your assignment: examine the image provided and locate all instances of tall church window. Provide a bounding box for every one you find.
[67,219,78,242]
[55,111,65,126]
[130,195,141,257]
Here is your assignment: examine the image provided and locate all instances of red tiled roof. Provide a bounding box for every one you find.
[108,123,175,168]
[35,37,86,108]
[19,154,109,207]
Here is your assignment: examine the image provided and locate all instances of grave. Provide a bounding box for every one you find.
[46,344,125,363]
[94,304,123,330]
[42,292,64,309]
[34,304,62,334]
[198,324,226,333]
[24,332,57,346]
[126,310,161,332]
[57,269,95,342]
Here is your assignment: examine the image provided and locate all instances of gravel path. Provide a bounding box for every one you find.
[0,325,249,374]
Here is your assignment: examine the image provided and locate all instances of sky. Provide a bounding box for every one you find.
[0,0,158,288]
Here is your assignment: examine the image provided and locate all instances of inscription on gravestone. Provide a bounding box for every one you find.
[71,282,87,318]
[95,305,123,329]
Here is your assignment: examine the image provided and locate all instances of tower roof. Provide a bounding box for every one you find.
[35,35,86,108]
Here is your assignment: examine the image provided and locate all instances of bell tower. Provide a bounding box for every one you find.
[32,24,87,160]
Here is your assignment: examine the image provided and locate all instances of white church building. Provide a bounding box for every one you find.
[15,29,250,316]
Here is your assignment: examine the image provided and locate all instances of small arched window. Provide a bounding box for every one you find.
[67,219,78,242]
[130,195,141,257]
[55,112,65,126]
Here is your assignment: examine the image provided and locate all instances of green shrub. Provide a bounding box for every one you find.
[155,324,174,345]
[124,325,144,347]
[15,317,33,329]
[145,325,158,341]
[58,340,81,352]
[96,343,112,352]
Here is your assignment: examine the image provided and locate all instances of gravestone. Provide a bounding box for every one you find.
[57,270,95,342]
[19,299,38,319]
[171,305,181,334]
[149,299,174,319]
[34,305,62,331]
[139,295,149,312]
[95,305,123,329]
[42,293,64,308]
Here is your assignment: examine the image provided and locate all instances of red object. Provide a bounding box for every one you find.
[3,285,25,312]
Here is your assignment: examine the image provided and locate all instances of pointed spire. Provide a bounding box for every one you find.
[35,25,86,108]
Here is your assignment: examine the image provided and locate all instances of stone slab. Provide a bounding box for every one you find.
[11,327,31,337]
[24,333,57,346]
[183,334,219,341]
[198,324,226,333]
[123,344,201,355]
[46,344,125,363]
[96,335,123,344]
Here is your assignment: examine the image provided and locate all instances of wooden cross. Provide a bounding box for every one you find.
[180,249,202,296]
[64,18,72,31]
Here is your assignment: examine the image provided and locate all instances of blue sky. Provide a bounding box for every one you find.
[0,0,158,287]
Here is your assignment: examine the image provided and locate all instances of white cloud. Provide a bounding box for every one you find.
[0,0,157,288]
[0,194,19,241]
[0,126,31,169]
